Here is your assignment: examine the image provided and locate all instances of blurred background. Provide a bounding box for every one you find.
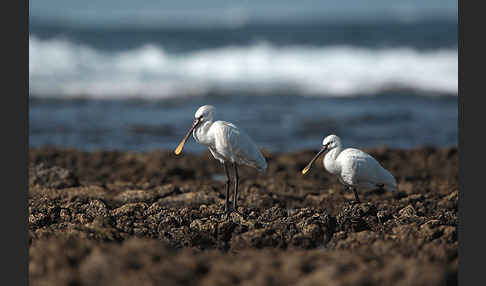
[29,0,458,153]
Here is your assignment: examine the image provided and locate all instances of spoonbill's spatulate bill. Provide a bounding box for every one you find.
[175,105,267,213]
[302,134,397,203]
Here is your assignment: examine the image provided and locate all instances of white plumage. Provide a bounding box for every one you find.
[196,120,267,171]
[302,134,397,203]
[175,105,267,212]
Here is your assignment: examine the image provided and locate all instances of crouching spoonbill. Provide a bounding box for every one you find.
[301,134,397,203]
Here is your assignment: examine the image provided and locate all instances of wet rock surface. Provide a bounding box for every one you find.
[29,146,458,286]
[29,163,80,189]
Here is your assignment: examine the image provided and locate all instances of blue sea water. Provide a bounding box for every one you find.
[29,1,458,152]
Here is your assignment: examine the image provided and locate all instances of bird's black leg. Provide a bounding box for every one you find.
[343,184,360,204]
[233,163,239,211]
[352,188,361,204]
[223,162,231,213]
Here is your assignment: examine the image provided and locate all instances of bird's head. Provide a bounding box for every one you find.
[301,134,341,175]
[194,105,215,123]
[174,105,216,155]
[322,134,340,151]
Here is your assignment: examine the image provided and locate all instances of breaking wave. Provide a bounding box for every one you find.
[29,35,457,98]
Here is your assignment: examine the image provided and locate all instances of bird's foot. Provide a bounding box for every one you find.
[344,199,362,206]
[221,205,231,217]
[232,208,245,218]
[221,206,245,220]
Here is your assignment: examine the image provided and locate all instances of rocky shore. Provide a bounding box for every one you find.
[29,146,458,286]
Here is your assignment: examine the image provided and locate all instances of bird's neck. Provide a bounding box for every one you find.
[329,144,343,160]
[193,120,214,145]
[324,145,343,174]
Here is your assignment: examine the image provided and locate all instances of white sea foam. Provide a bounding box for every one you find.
[29,35,458,99]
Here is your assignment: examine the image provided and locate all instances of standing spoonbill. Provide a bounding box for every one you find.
[174,105,267,213]
[301,134,397,203]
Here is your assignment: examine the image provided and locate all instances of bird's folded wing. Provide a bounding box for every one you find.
[212,121,266,169]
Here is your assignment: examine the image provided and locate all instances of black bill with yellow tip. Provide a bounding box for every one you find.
[174,118,201,155]
[301,145,328,175]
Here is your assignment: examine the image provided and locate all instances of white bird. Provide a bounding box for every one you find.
[174,105,267,213]
[301,134,397,203]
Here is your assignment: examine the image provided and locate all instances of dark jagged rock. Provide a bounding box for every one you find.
[29,163,80,189]
[29,147,458,286]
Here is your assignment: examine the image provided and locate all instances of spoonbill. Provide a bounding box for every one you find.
[174,105,267,213]
[301,134,397,203]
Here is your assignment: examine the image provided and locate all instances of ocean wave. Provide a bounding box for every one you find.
[29,35,457,98]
